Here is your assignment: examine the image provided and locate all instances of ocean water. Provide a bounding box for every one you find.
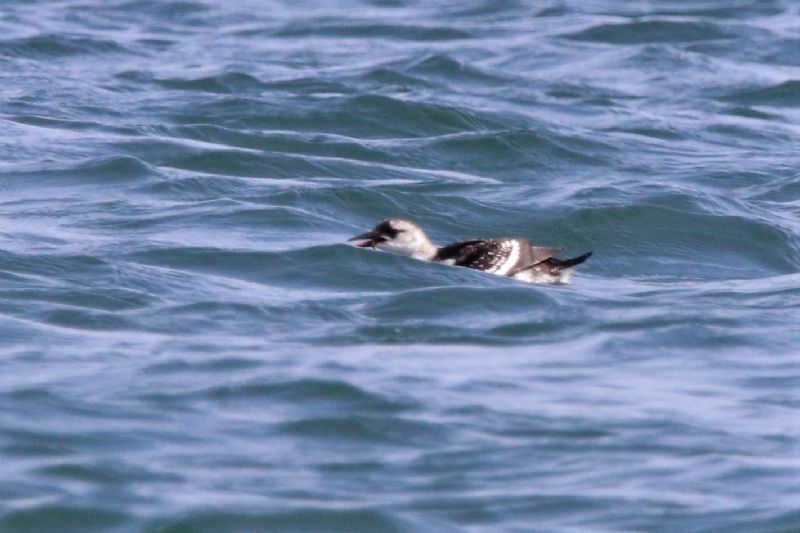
[1,0,799,531]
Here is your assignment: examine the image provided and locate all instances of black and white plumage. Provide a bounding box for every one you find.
[349,219,592,284]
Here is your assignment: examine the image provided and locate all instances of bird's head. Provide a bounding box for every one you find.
[349,219,435,259]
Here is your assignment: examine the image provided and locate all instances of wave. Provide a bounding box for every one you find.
[565,20,733,44]
[0,34,129,58]
[723,80,800,107]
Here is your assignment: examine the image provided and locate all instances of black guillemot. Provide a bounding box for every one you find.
[350,219,592,284]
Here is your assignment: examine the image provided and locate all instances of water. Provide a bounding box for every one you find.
[1,0,799,531]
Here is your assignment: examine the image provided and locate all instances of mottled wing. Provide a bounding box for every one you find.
[435,239,506,272]
[437,238,563,277]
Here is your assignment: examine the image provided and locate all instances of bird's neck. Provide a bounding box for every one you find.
[410,241,438,261]
[402,230,438,261]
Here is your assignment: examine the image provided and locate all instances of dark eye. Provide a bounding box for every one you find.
[376,221,399,238]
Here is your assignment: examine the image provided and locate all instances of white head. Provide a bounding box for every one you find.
[349,219,437,260]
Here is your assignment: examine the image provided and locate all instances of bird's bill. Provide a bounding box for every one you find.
[348,230,380,248]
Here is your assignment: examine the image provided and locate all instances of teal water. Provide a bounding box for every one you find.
[1,1,799,531]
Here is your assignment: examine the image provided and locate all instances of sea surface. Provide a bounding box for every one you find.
[1,1,799,531]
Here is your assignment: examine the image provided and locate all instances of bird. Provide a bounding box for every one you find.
[349,218,592,284]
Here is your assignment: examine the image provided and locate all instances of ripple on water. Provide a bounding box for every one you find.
[724,80,800,107]
[571,204,799,279]
[0,34,130,58]
[278,414,445,447]
[156,72,268,94]
[564,20,734,44]
[142,509,419,533]
[273,22,473,41]
[201,378,416,413]
[0,506,130,533]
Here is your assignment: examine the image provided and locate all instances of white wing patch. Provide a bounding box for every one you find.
[492,240,519,276]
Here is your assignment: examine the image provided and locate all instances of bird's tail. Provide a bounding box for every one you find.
[509,251,593,276]
[547,252,592,271]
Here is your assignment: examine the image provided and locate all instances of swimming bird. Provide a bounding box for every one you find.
[349,219,592,284]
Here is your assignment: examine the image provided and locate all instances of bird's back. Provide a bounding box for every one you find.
[435,238,560,276]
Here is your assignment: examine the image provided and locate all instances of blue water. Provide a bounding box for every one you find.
[1,1,799,531]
